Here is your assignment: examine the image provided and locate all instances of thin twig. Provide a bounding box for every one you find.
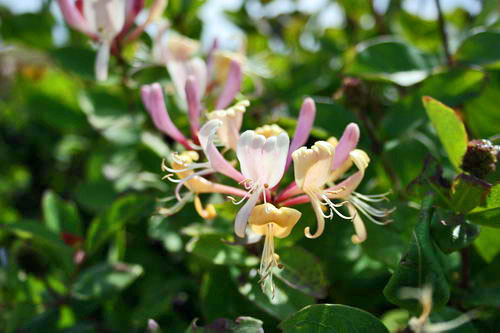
[434,0,453,66]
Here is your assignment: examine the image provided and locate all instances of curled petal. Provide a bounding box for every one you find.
[286,97,316,171]
[215,60,242,110]
[348,203,367,244]
[57,0,95,37]
[332,123,360,170]
[194,195,217,220]
[141,83,191,149]
[305,194,326,239]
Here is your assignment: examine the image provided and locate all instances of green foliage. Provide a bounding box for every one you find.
[1,1,499,332]
[279,304,389,333]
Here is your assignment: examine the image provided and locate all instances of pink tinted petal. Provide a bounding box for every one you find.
[185,76,201,138]
[285,97,316,171]
[57,0,95,36]
[325,170,364,199]
[215,60,242,110]
[118,0,144,38]
[141,83,191,149]
[234,188,262,238]
[332,123,360,170]
[199,120,245,182]
[124,0,167,43]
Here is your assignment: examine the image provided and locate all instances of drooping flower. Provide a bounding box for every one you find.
[234,130,290,237]
[248,203,301,296]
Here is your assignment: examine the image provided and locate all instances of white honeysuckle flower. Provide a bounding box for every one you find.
[83,0,127,81]
[206,100,250,150]
[234,130,289,238]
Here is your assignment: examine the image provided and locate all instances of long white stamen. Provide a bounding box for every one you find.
[321,195,354,220]
[349,195,394,225]
[352,191,392,202]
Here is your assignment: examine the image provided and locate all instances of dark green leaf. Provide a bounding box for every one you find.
[467,183,500,227]
[42,190,82,236]
[383,197,450,313]
[187,234,259,266]
[279,304,389,333]
[450,174,490,213]
[430,210,480,254]
[345,38,435,86]
[72,262,143,300]
[85,194,155,253]
[275,246,328,298]
[456,31,500,67]
[186,317,264,333]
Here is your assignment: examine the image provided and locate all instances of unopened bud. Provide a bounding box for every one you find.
[461,139,498,178]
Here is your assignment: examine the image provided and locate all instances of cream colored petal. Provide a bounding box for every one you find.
[292,141,335,191]
[248,203,301,238]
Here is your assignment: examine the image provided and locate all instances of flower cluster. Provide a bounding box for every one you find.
[141,68,393,295]
[58,1,393,296]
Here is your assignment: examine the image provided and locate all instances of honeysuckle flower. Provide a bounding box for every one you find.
[290,123,393,241]
[234,130,290,238]
[206,100,250,150]
[400,286,477,333]
[57,0,151,81]
[248,203,301,296]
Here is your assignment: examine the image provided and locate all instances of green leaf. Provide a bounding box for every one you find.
[186,317,264,333]
[463,287,500,308]
[85,194,155,254]
[464,85,500,138]
[4,221,74,272]
[275,246,328,298]
[474,226,500,262]
[42,190,82,236]
[450,174,491,213]
[345,38,435,86]
[467,183,500,227]
[186,234,259,266]
[72,262,143,300]
[230,267,315,321]
[383,196,450,313]
[279,304,389,333]
[430,210,480,254]
[422,96,468,169]
[455,30,500,68]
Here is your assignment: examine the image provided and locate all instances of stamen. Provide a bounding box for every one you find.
[349,195,394,225]
[352,191,392,202]
[258,223,279,299]
[321,195,354,220]
[157,192,193,216]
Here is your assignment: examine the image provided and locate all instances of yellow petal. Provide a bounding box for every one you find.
[248,203,301,238]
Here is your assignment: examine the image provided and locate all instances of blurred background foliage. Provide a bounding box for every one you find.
[0,0,499,332]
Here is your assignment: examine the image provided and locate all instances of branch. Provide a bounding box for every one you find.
[434,0,453,66]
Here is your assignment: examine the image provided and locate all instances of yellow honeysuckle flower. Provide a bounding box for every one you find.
[248,203,301,296]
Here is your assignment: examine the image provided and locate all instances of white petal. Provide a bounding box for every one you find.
[198,119,222,151]
[234,188,262,238]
